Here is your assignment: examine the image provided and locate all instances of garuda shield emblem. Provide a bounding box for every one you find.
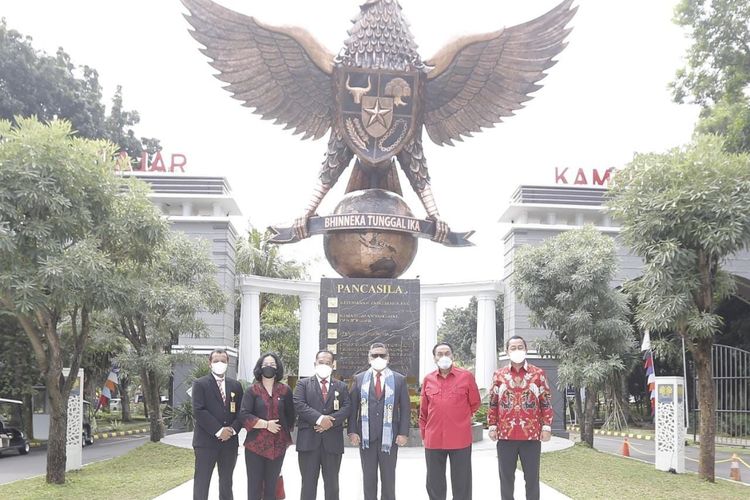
[336,68,421,164]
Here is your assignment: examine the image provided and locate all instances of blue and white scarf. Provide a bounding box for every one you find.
[360,367,395,453]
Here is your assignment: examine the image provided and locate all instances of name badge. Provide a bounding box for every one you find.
[230,402,236,413]
[334,399,340,411]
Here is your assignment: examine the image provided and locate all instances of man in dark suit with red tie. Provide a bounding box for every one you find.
[293,350,352,500]
[348,343,411,500]
[192,349,244,500]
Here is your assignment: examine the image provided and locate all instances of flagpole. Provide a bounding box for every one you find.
[681,336,689,432]
[641,330,656,419]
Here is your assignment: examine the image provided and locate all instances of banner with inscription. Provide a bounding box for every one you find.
[269,214,474,247]
[320,278,420,380]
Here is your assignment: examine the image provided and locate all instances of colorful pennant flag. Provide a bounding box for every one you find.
[641,330,656,416]
[96,365,120,411]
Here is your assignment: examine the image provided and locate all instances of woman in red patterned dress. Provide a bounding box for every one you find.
[239,352,296,500]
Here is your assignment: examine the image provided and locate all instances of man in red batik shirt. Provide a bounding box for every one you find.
[419,342,481,500]
[488,336,553,500]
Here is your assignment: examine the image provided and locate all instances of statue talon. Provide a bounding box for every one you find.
[293,215,311,240]
[429,215,450,244]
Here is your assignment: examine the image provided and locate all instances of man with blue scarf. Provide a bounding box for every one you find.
[348,343,411,500]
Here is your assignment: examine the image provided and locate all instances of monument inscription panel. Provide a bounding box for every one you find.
[320,278,419,379]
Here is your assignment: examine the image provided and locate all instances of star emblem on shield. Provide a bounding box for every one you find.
[337,68,420,163]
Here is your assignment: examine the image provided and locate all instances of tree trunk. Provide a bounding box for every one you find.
[83,372,95,404]
[120,375,132,422]
[621,373,631,425]
[692,339,716,482]
[574,387,584,435]
[22,393,34,440]
[143,388,149,419]
[45,368,68,484]
[582,386,596,447]
[141,368,164,442]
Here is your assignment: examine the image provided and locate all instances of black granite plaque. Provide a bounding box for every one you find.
[319,278,420,379]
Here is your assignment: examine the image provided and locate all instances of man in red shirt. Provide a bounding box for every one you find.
[488,336,553,500]
[419,342,481,500]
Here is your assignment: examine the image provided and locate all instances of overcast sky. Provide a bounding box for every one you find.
[2,0,700,302]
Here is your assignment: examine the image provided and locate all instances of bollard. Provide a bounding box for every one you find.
[729,454,741,482]
[621,437,630,457]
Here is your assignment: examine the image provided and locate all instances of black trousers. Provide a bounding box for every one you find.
[424,446,472,500]
[193,444,238,500]
[497,440,541,500]
[359,439,399,500]
[245,449,285,500]
[298,448,343,500]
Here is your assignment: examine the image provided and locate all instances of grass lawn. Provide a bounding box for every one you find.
[540,444,749,499]
[0,442,193,500]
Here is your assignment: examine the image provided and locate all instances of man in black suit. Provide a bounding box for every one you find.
[192,349,244,500]
[348,343,411,500]
[293,350,352,500]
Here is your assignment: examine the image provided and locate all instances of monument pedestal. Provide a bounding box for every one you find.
[319,278,420,381]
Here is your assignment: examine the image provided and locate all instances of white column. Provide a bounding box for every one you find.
[420,296,438,381]
[182,201,193,217]
[299,293,320,377]
[64,368,84,471]
[238,289,261,382]
[475,292,498,390]
[655,376,686,473]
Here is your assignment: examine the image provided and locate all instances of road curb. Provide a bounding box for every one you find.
[28,428,151,448]
[566,425,654,441]
[93,428,150,441]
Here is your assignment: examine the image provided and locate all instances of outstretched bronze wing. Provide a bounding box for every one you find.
[181,0,335,140]
[423,0,577,146]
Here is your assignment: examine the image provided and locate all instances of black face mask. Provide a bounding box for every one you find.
[261,366,277,379]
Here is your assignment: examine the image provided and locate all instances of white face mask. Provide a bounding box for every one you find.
[436,357,453,370]
[509,350,526,364]
[211,361,228,376]
[369,357,388,372]
[315,363,333,379]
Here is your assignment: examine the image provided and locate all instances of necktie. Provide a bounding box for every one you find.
[321,379,328,400]
[217,378,226,405]
[375,372,382,399]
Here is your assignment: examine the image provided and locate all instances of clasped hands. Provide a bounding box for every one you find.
[314,415,336,433]
[218,427,234,441]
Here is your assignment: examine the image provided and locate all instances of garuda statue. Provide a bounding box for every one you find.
[182,0,576,243]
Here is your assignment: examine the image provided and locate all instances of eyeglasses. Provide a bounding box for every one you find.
[369,353,388,359]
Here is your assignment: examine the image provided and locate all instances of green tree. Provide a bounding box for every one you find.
[672,0,750,153]
[260,302,301,375]
[512,226,635,447]
[608,135,750,481]
[111,231,225,442]
[0,117,166,483]
[235,228,308,370]
[437,296,504,366]
[0,313,38,437]
[0,19,160,160]
[65,314,130,419]
[235,228,307,312]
